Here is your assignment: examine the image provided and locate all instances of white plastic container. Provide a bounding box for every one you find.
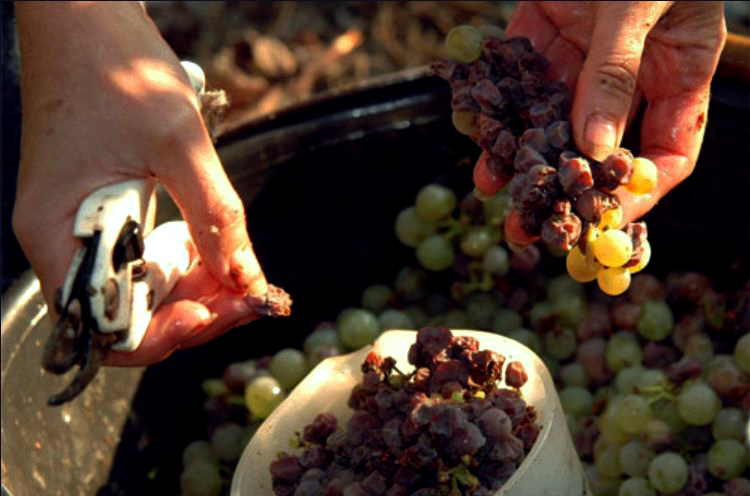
[231,330,592,495]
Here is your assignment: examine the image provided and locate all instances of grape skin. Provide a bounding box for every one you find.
[361,284,394,313]
[395,206,435,248]
[180,459,223,496]
[270,348,308,390]
[337,308,381,350]
[606,333,643,373]
[618,477,656,496]
[611,394,652,435]
[416,235,455,272]
[598,267,632,296]
[676,381,721,426]
[415,184,457,222]
[637,301,674,342]
[647,452,688,493]
[559,386,594,417]
[444,25,484,64]
[707,439,749,480]
[244,376,285,419]
[594,230,633,268]
[735,333,750,373]
[711,408,748,442]
[619,440,654,478]
[626,158,658,195]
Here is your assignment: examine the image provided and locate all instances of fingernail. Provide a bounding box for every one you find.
[584,113,617,161]
[229,245,268,296]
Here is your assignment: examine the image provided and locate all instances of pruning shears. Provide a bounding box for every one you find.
[41,62,207,405]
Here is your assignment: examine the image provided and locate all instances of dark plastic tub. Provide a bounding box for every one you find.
[2,67,748,495]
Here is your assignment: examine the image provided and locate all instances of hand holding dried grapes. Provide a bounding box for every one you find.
[13,3,273,365]
[500,1,726,225]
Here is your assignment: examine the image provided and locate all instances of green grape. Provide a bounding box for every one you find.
[735,333,750,373]
[560,362,588,387]
[619,440,654,478]
[647,452,688,493]
[553,295,588,328]
[244,376,285,419]
[202,379,229,398]
[483,190,513,225]
[544,327,577,360]
[361,284,394,313]
[677,381,720,426]
[618,477,656,496]
[640,419,674,449]
[606,332,643,372]
[683,332,714,363]
[491,308,522,334]
[600,399,635,444]
[507,328,541,354]
[529,301,554,330]
[378,309,415,330]
[594,437,624,478]
[416,235,455,271]
[567,246,599,283]
[182,440,219,468]
[559,386,594,417]
[395,206,435,248]
[210,423,246,463]
[635,369,667,391]
[395,266,427,301]
[337,308,380,350]
[444,25,484,63]
[180,459,222,496]
[615,365,645,394]
[585,464,622,496]
[612,394,652,434]
[594,230,633,268]
[626,157,658,195]
[548,274,586,303]
[707,439,749,480]
[303,326,339,355]
[460,228,494,257]
[637,301,674,341]
[712,407,747,441]
[269,348,307,390]
[598,266,631,296]
[415,184,456,222]
[478,24,505,38]
[650,399,686,432]
[482,245,510,275]
[451,110,477,136]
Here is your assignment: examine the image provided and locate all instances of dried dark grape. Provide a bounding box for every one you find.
[271,328,539,495]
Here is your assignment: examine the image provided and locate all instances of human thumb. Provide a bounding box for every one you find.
[571,1,670,161]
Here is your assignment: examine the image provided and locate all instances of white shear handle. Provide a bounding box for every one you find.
[59,61,206,352]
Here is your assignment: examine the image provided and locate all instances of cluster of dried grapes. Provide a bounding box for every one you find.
[431,26,659,296]
[269,327,539,496]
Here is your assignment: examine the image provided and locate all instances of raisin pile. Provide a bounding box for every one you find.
[269,327,539,496]
[432,27,659,296]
